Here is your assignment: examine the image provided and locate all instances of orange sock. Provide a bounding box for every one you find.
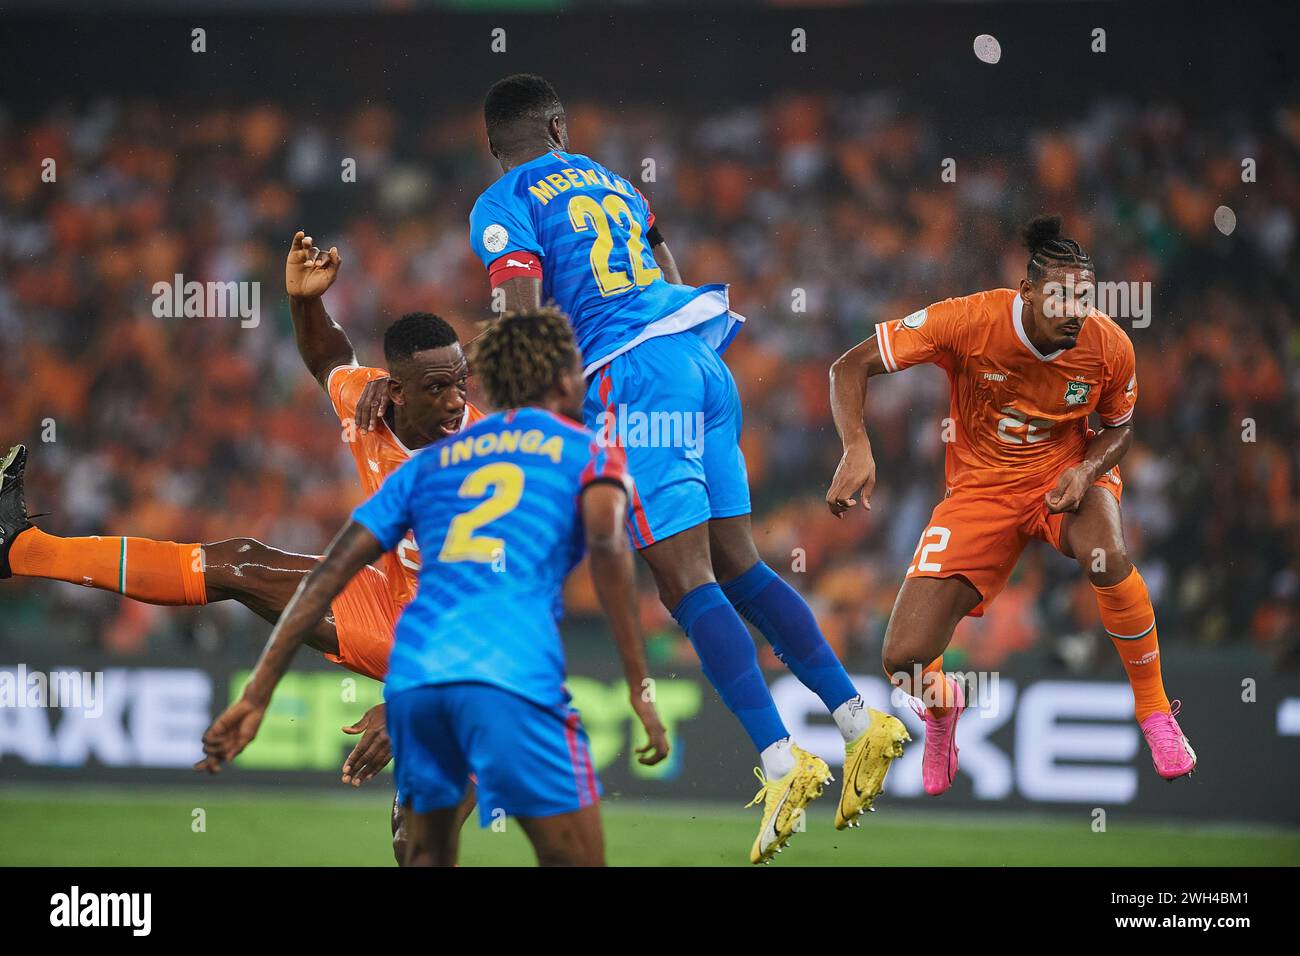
[1093,567,1169,722]
[887,655,956,716]
[9,527,207,606]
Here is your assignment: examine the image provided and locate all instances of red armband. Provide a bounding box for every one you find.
[633,187,656,230]
[488,251,543,287]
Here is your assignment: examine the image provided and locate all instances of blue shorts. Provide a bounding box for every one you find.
[584,330,751,548]
[387,682,600,825]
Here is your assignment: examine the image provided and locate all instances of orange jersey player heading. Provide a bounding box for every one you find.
[328,363,485,608]
[874,288,1136,497]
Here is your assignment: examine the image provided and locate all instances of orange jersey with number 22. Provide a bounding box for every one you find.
[874,288,1136,495]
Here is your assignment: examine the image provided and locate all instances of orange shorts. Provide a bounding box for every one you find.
[905,466,1122,617]
[326,564,401,681]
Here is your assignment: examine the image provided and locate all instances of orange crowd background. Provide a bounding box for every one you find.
[2,95,1297,674]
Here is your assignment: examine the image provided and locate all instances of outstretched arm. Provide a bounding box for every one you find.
[582,482,669,766]
[195,521,384,773]
[826,334,890,517]
[285,231,356,388]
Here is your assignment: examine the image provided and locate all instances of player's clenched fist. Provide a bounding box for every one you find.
[826,443,877,517]
[1045,463,1093,514]
[286,230,342,300]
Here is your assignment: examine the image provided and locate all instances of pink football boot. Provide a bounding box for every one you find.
[912,676,966,796]
[1140,700,1197,780]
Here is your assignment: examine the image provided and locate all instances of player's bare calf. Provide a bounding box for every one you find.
[881,575,980,796]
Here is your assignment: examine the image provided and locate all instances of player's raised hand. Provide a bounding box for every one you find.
[355,375,392,434]
[340,703,393,786]
[194,696,266,774]
[285,230,342,300]
[1045,464,1092,514]
[826,443,877,517]
[631,696,670,766]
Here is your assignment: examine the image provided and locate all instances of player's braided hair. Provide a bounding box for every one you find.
[1023,214,1093,282]
[471,307,578,409]
[384,312,460,365]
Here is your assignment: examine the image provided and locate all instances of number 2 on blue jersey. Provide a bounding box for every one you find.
[438,462,526,563]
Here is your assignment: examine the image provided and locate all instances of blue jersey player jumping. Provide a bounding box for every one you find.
[197,308,670,867]
[466,74,911,863]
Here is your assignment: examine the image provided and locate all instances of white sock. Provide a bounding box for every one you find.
[832,695,871,742]
[760,736,795,779]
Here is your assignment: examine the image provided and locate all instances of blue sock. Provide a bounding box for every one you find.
[722,561,860,713]
[672,583,788,752]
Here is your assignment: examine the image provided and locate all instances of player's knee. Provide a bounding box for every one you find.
[882,646,927,686]
[709,523,760,583]
[652,563,715,612]
[712,550,755,586]
[881,624,933,677]
[402,837,453,867]
[1083,543,1131,587]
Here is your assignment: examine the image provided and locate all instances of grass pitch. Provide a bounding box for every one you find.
[0,786,1295,867]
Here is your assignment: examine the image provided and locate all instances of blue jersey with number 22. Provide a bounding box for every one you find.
[469,149,743,376]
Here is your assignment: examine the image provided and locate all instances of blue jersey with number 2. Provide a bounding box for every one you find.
[352,408,629,707]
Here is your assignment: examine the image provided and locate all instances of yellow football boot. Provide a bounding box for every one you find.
[746,745,832,864]
[835,708,910,829]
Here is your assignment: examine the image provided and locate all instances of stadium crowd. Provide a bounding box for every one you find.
[2,93,1297,672]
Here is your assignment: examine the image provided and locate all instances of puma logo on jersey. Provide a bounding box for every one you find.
[505,258,535,270]
[982,372,1007,382]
